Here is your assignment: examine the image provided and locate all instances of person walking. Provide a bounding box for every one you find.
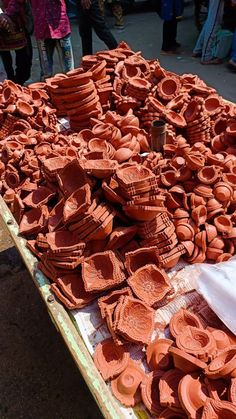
[156,0,184,55]
[6,0,74,79]
[192,0,225,64]
[76,0,118,56]
[0,0,33,85]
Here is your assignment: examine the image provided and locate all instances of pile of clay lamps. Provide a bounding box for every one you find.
[93,308,236,417]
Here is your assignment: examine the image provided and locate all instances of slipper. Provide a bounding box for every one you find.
[160,50,178,56]
[201,58,222,65]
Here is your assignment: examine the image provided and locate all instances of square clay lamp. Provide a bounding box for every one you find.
[81,251,126,292]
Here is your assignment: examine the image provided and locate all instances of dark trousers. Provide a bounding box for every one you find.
[0,33,33,85]
[162,19,178,51]
[77,0,118,55]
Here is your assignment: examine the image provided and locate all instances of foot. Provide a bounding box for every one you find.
[201,58,222,65]
[114,24,125,30]
[160,49,178,55]
[228,59,236,70]
[192,52,201,57]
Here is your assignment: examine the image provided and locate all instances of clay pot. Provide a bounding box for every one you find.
[146,338,174,371]
[185,153,205,171]
[169,347,207,374]
[178,373,209,419]
[111,360,144,407]
[169,309,203,338]
[93,338,129,381]
[207,327,231,351]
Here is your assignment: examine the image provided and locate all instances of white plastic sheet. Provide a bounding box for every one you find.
[196,257,236,335]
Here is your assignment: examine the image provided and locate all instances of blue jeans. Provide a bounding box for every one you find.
[37,34,74,79]
[231,29,236,62]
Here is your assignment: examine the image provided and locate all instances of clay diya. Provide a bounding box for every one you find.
[205,346,236,379]
[176,326,216,362]
[141,370,164,415]
[93,338,130,381]
[169,309,203,338]
[19,206,48,236]
[178,373,209,418]
[157,77,180,101]
[81,251,126,292]
[208,327,231,351]
[159,368,185,411]
[169,347,207,374]
[46,231,85,254]
[63,184,91,222]
[197,166,220,185]
[111,359,144,407]
[115,296,155,345]
[202,398,236,418]
[127,264,171,307]
[146,338,173,370]
[214,215,233,234]
[125,246,159,275]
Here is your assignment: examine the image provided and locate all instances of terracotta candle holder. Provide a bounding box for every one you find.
[169,309,203,338]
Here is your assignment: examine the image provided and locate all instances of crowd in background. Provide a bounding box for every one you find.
[0,0,235,86]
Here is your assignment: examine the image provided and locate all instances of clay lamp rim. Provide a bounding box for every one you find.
[178,373,208,418]
[176,326,216,360]
[197,166,220,185]
[214,215,233,234]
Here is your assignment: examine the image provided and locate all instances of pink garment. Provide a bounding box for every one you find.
[6,0,71,40]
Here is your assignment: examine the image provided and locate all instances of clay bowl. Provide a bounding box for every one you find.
[93,338,129,381]
[205,346,236,379]
[205,94,222,115]
[169,309,203,338]
[178,373,208,418]
[185,153,205,171]
[169,347,207,374]
[127,264,171,306]
[111,360,144,407]
[191,205,207,226]
[176,326,216,362]
[207,328,231,351]
[214,215,233,234]
[146,338,173,370]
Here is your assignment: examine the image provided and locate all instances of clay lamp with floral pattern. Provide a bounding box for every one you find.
[141,370,164,415]
[176,326,217,362]
[169,309,204,339]
[125,246,160,275]
[169,347,207,374]
[127,264,171,307]
[111,359,145,407]
[115,296,155,346]
[81,250,126,293]
[178,373,209,419]
[205,346,236,379]
[93,338,130,381]
[202,398,236,418]
[146,338,174,371]
[159,368,185,411]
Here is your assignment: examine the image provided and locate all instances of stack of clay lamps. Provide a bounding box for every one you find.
[0,79,57,140]
[93,307,236,417]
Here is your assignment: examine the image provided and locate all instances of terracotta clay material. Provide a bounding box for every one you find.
[204,377,229,401]
[169,309,204,338]
[146,338,174,370]
[169,346,207,374]
[63,184,91,222]
[214,215,233,234]
[54,273,95,308]
[23,186,56,208]
[205,346,236,379]
[159,368,185,411]
[158,408,188,418]
[46,231,85,254]
[93,338,129,381]
[115,296,155,345]
[176,326,217,362]
[98,287,132,319]
[141,370,164,415]
[229,377,236,403]
[19,206,48,236]
[111,359,145,407]
[127,264,171,307]
[125,246,160,275]
[178,373,209,419]
[202,398,236,418]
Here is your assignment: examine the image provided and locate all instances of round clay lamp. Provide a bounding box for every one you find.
[169,347,207,374]
[197,166,220,185]
[141,370,164,415]
[205,223,218,243]
[214,215,233,234]
[191,205,207,226]
[178,373,209,418]
[157,77,180,101]
[169,309,203,338]
[93,338,129,381]
[202,398,236,418]
[184,99,202,122]
[159,368,184,411]
[111,360,144,407]
[176,326,216,362]
[206,198,222,212]
[16,100,34,117]
[176,223,195,241]
[146,338,173,371]
[205,346,236,379]
[213,182,233,202]
[208,237,224,250]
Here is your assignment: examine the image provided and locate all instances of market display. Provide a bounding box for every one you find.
[0,41,236,418]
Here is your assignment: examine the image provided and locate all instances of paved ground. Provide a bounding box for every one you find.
[0,3,235,419]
